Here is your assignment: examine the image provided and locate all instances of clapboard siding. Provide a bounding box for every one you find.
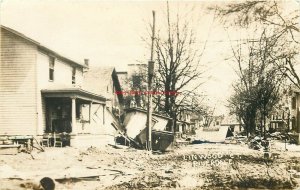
[36,51,85,134]
[0,28,37,135]
[36,51,84,89]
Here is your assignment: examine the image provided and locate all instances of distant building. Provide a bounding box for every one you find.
[117,64,148,109]
[127,63,147,77]
[270,87,300,143]
[83,66,124,112]
[190,114,204,130]
[220,115,242,134]
[116,71,128,91]
[176,109,192,135]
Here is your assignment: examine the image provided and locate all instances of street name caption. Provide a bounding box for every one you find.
[183,153,243,167]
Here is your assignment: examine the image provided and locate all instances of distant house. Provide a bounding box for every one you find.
[270,87,300,143]
[190,114,204,130]
[210,115,225,127]
[176,120,191,136]
[176,109,192,135]
[0,26,120,147]
[289,89,299,133]
[83,66,124,114]
[117,64,148,109]
[220,115,242,134]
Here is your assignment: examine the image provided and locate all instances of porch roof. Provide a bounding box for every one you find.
[41,88,106,104]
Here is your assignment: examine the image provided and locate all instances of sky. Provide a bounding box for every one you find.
[1,0,285,115]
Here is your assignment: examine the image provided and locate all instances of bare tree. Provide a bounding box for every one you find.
[214,0,300,88]
[212,0,299,135]
[228,31,285,136]
[153,2,206,132]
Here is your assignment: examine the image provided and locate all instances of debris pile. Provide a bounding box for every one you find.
[106,172,180,189]
[225,135,247,144]
[201,156,294,189]
[0,143,300,189]
[270,132,298,144]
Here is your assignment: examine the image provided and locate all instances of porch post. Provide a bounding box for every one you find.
[103,105,105,125]
[71,97,77,134]
[89,102,92,123]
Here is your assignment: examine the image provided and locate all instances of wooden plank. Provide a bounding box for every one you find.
[0,145,20,155]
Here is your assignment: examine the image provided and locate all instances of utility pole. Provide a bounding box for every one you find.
[146,11,155,151]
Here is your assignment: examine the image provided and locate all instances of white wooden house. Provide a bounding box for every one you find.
[0,25,120,147]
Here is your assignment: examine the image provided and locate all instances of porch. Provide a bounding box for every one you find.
[41,88,107,147]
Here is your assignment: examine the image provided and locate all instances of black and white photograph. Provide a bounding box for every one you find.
[0,0,300,189]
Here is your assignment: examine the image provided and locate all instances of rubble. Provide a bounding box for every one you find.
[0,143,299,189]
[106,172,182,189]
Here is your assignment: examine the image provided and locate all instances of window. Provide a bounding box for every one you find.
[292,117,296,130]
[72,67,76,84]
[49,57,55,81]
[81,104,90,122]
[132,75,142,88]
[292,97,296,109]
[76,103,81,119]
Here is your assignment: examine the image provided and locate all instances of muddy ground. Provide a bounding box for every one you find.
[0,142,300,190]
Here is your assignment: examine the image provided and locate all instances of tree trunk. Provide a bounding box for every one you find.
[249,115,256,135]
[164,77,171,114]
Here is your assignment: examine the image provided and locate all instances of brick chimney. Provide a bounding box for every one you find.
[84,59,89,67]
[83,59,89,73]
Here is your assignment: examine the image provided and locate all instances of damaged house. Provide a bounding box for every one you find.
[0,26,123,148]
[123,107,173,151]
[115,64,175,151]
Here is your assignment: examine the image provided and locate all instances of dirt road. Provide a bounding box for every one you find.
[0,143,300,189]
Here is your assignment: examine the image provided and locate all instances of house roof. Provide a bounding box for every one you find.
[177,120,191,125]
[83,66,118,97]
[116,71,128,74]
[125,107,172,120]
[1,25,88,69]
[220,123,242,126]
